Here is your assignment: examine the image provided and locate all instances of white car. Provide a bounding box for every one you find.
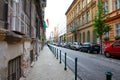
[71,42,82,50]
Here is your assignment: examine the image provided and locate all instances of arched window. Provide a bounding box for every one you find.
[80,33,82,43]
[93,31,97,43]
[87,31,90,42]
[83,32,85,43]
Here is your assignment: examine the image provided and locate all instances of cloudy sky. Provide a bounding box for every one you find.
[45,0,73,39]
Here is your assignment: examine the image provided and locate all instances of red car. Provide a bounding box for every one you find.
[104,40,120,57]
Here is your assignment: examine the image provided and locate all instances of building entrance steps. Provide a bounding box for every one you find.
[24,45,76,80]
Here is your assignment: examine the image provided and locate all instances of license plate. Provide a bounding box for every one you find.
[95,47,99,49]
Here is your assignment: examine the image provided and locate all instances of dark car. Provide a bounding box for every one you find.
[104,40,120,58]
[80,42,100,53]
[63,42,73,49]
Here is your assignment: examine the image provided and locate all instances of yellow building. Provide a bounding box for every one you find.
[65,0,120,44]
[54,26,59,42]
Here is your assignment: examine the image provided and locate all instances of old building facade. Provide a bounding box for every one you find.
[103,0,120,41]
[66,0,98,43]
[54,26,59,42]
[0,0,46,80]
[65,0,120,44]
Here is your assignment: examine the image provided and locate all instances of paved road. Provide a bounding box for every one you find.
[49,45,120,80]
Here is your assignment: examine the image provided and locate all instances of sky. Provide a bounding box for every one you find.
[45,0,73,39]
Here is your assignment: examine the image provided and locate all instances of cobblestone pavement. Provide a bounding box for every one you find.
[24,45,76,80]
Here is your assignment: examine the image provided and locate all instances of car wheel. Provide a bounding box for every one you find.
[87,50,91,53]
[105,52,111,58]
[80,49,83,52]
[97,51,100,54]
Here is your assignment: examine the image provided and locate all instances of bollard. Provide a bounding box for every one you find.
[56,49,58,59]
[64,53,67,71]
[52,47,53,52]
[75,58,78,80]
[105,71,112,80]
[50,46,51,51]
[53,47,54,53]
[59,50,61,64]
[53,47,55,56]
[55,48,56,57]
[52,47,54,54]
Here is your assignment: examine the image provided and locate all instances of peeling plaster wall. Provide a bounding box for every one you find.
[7,43,23,60]
[0,42,9,80]
[0,41,32,79]
[22,41,31,77]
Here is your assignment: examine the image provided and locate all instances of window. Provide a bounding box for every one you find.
[10,0,13,7]
[78,2,80,10]
[82,0,85,8]
[115,0,120,10]
[105,32,109,37]
[87,31,90,42]
[93,31,97,43]
[83,32,85,43]
[115,23,120,36]
[8,56,21,80]
[80,33,82,43]
[80,17,82,26]
[82,15,84,25]
[75,8,77,15]
[86,0,88,4]
[104,1,108,14]
[77,5,79,13]
[77,19,79,26]
[87,11,90,22]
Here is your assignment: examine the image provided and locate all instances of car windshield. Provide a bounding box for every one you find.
[73,42,79,45]
[83,43,91,46]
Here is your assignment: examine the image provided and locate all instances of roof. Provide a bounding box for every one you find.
[65,0,77,15]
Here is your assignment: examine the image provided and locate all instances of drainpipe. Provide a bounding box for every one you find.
[4,0,8,29]
[11,0,16,30]
[30,0,32,38]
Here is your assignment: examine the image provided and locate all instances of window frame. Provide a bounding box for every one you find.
[114,0,120,10]
[115,23,120,36]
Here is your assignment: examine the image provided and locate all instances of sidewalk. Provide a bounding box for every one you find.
[25,45,76,80]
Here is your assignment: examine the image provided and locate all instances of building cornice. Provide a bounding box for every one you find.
[65,0,77,15]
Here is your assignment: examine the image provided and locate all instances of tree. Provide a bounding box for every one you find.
[93,0,111,54]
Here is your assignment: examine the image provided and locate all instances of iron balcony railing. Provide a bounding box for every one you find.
[69,26,78,32]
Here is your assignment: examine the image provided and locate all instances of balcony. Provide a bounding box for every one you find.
[69,26,78,32]
[106,9,120,22]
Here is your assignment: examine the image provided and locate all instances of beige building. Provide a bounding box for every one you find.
[103,0,120,42]
[65,0,120,44]
[54,26,59,42]
[66,0,98,43]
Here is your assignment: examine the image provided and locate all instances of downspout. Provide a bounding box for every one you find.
[4,0,8,29]
[11,0,16,30]
[30,0,32,38]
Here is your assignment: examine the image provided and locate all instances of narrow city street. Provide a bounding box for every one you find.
[0,0,120,80]
[51,45,120,80]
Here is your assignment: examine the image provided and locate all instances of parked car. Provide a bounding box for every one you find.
[56,42,61,46]
[62,42,67,47]
[80,42,100,53]
[70,42,82,50]
[104,40,120,58]
[60,42,64,47]
[63,42,73,49]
